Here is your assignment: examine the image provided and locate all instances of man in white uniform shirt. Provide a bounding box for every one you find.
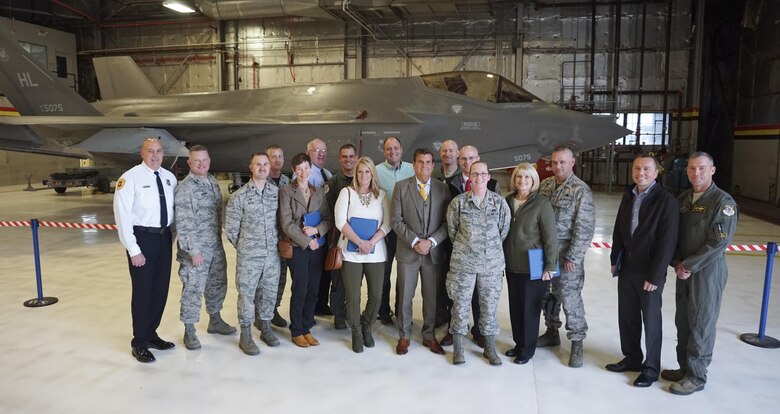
[114,138,177,363]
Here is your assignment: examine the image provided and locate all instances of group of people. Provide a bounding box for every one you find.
[113,136,736,397]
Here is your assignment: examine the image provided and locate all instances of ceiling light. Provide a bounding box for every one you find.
[163,1,196,13]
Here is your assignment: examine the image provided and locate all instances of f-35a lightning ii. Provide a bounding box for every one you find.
[0,30,628,172]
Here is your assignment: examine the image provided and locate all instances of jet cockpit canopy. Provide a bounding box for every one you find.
[420,71,542,104]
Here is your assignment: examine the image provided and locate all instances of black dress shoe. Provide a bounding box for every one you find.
[633,373,657,388]
[605,358,642,372]
[132,346,155,363]
[513,356,529,365]
[147,338,175,350]
[505,348,519,357]
[379,313,393,325]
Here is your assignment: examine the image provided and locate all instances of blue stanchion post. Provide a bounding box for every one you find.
[740,242,779,348]
[23,218,58,308]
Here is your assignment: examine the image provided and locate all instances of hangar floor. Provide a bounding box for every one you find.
[1,183,778,413]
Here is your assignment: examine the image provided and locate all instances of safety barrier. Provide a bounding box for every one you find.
[740,242,780,348]
[1,220,772,252]
[1,220,117,230]
[4,218,776,314]
[21,219,58,308]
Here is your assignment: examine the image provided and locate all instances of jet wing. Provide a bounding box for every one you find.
[0,124,92,158]
[0,115,283,128]
[0,113,419,129]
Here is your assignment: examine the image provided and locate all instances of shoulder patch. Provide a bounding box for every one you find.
[116,178,125,190]
[722,204,735,217]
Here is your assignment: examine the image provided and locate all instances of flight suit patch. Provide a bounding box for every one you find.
[722,205,735,217]
[116,178,125,190]
[692,205,706,213]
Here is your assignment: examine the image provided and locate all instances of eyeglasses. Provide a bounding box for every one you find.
[459,156,478,162]
[309,149,327,154]
[469,172,489,178]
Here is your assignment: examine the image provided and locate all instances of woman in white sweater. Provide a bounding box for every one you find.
[334,157,392,353]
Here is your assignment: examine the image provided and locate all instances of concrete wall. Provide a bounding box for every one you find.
[0,152,78,188]
[96,2,691,107]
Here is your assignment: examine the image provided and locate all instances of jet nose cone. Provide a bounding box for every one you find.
[566,111,630,149]
[529,106,630,153]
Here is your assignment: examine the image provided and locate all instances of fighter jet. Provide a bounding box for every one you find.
[0,31,628,172]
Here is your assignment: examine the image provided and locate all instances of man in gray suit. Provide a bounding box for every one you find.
[391,148,451,356]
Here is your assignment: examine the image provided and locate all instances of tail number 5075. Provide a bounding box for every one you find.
[40,103,64,113]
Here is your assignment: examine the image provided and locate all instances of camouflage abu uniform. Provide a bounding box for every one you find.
[446,191,510,336]
[175,172,228,324]
[538,173,595,341]
[225,180,281,326]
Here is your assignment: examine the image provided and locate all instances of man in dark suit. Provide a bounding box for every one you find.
[443,145,500,347]
[391,148,451,356]
[607,154,678,387]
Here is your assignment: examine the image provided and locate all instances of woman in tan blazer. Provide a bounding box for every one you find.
[280,153,332,347]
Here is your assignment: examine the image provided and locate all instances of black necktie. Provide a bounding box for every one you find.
[321,168,328,183]
[155,171,168,227]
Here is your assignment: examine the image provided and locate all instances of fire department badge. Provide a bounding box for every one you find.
[116,178,125,190]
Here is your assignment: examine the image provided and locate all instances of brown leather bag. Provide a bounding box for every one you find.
[324,244,342,271]
[278,237,293,260]
[324,187,351,271]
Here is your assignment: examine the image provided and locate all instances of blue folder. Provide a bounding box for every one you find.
[303,211,326,246]
[612,250,623,277]
[347,217,379,253]
[528,248,560,280]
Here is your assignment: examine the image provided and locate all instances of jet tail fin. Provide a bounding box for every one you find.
[0,30,101,117]
[93,56,159,99]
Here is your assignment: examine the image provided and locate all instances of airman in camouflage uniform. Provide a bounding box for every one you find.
[175,145,236,351]
[664,152,738,396]
[266,145,291,328]
[446,162,510,365]
[538,146,595,368]
[225,152,281,355]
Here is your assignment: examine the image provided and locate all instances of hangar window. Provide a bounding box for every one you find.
[17,41,47,69]
[612,113,669,146]
[421,72,540,104]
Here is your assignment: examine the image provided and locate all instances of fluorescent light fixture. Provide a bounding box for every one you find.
[163,0,196,13]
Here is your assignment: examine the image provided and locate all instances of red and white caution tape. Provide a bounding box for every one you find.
[590,241,772,252]
[726,244,770,252]
[0,220,117,230]
[0,221,775,253]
